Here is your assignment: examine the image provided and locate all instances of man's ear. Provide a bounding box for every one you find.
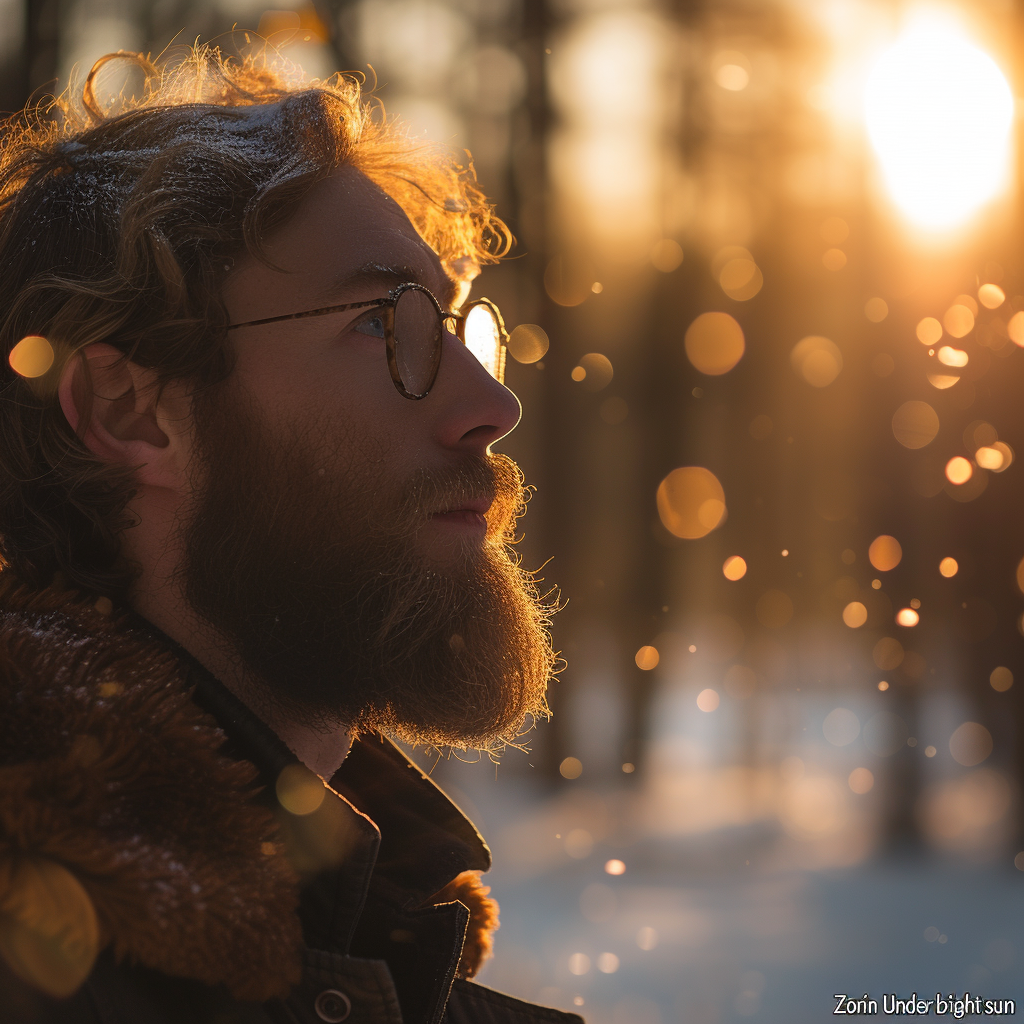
[58,343,190,491]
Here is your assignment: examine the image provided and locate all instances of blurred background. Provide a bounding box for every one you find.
[6,0,1024,1020]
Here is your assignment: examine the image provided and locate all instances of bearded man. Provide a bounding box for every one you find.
[0,47,570,1024]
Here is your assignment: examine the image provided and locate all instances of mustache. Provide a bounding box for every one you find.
[396,453,527,543]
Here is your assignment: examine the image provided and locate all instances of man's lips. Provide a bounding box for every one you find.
[428,496,492,529]
[434,497,492,516]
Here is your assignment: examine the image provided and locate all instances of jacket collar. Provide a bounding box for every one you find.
[149,625,491,942]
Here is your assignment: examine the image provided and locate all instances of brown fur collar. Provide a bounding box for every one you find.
[0,580,497,1002]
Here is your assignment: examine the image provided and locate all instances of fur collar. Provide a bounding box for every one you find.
[0,580,497,1003]
[0,580,303,1001]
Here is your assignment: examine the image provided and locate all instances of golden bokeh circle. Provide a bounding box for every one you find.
[684,312,745,375]
[8,335,54,379]
[790,336,842,387]
[656,466,726,539]
[507,324,550,364]
[722,555,747,581]
[868,535,902,572]
[892,401,939,449]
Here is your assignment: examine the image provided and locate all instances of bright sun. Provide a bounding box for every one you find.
[864,16,1014,230]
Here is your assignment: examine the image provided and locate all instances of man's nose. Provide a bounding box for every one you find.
[429,330,522,452]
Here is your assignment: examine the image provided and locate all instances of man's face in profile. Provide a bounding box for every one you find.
[174,166,554,750]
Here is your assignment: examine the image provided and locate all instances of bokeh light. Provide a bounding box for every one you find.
[560,757,583,780]
[722,555,747,580]
[975,446,1004,470]
[0,858,100,997]
[978,283,1005,308]
[714,50,750,91]
[915,317,943,346]
[949,722,993,766]
[684,312,745,375]
[864,297,888,322]
[507,324,550,364]
[571,352,614,391]
[927,373,960,390]
[892,401,939,449]
[568,953,590,976]
[868,534,902,571]
[276,764,327,816]
[657,467,726,539]
[1008,311,1024,346]
[937,346,968,367]
[635,645,660,670]
[945,457,973,485]
[651,238,684,272]
[942,304,974,339]
[544,255,591,306]
[848,768,874,794]
[790,336,843,387]
[821,248,847,271]
[863,16,1014,229]
[990,666,1013,692]
[842,601,867,628]
[873,636,904,669]
[896,608,920,627]
[823,708,860,746]
[8,335,54,379]
[696,688,720,712]
[939,557,959,577]
[719,257,763,300]
[605,859,626,876]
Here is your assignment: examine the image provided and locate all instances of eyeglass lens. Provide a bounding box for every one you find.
[393,288,505,395]
[463,303,503,381]
[393,287,440,396]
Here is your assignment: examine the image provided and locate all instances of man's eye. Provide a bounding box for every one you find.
[352,311,386,339]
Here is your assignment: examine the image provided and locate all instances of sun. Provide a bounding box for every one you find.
[864,14,1014,230]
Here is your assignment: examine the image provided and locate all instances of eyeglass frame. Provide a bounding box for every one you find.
[225,280,509,400]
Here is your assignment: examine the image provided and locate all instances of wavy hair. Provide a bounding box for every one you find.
[0,45,510,596]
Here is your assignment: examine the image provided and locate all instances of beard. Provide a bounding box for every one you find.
[175,381,555,752]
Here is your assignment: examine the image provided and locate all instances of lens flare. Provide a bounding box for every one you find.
[864,17,1014,229]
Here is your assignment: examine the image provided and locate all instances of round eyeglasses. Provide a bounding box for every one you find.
[226,281,508,400]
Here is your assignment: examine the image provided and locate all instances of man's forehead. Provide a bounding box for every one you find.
[224,166,456,316]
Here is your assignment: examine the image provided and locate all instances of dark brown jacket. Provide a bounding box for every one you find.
[0,581,583,1024]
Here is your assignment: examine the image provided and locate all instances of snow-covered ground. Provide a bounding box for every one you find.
[424,751,1024,1023]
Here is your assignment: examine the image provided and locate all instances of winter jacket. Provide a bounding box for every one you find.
[0,579,584,1024]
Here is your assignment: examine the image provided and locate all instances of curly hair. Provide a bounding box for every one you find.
[0,45,510,596]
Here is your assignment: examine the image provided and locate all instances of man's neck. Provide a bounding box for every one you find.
[132,592,353,779]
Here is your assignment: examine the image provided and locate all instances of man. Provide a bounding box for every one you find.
[0,46,575,1024]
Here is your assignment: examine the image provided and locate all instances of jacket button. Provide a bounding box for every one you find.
[314,989,352,1022]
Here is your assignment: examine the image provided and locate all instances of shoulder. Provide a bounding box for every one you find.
[0,578,302,1006]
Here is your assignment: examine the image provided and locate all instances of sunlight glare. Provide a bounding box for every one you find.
[864,17,1014,229]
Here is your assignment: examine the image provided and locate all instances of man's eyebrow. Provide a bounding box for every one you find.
[318,263,458,308]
